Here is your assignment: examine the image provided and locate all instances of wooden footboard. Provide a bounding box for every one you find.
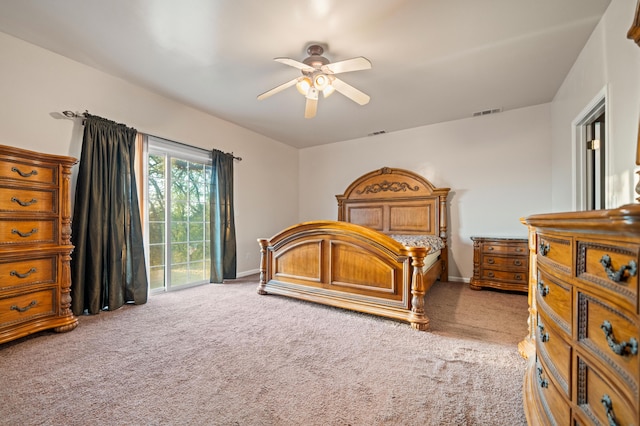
[257,220,441,330]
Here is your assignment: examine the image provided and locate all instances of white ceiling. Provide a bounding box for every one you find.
[0,0,611,148]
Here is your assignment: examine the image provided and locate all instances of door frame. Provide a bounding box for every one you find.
[571,86,609,211]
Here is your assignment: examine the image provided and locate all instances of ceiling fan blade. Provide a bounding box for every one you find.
[322,57,371,74]
[257,77,299,100]
[304,97,317,119]
[274,57,315,72]
[331,77,370,105]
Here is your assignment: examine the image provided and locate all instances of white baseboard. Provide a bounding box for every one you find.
[448,276,470,284]
[237,269,260,278]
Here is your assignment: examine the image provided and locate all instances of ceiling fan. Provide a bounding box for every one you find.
[257,44,372,119]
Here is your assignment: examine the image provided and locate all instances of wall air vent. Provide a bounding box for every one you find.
[472,108,502,117]
[368,130,387,136]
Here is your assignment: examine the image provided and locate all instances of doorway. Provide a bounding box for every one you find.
[574,94,607,211]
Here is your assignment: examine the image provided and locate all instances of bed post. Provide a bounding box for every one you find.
[257,238,269,295]
[439,194,449,282]
[408,247,430,331]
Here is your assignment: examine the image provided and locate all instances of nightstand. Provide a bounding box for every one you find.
[470,236,528,292]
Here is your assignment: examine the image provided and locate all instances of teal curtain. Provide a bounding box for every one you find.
[71,114,148,315]
[210,149,237,282]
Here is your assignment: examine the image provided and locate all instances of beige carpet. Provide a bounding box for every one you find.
[0,277,529,425]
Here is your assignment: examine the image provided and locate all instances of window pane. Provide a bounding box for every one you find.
[149,244,165,267]
[171,221,188,243]
[171,243,188,264]
[189,222,204,241]
[149,266,165,290]
[149,222,165,244]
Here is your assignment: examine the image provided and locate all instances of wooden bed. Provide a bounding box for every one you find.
[257,167,450,330]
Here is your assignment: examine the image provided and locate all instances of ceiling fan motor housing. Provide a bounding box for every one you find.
[302,44,330,72]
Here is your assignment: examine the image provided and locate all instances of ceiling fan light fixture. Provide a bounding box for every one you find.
[296,76,312,95]
[322,84,335,98]
[313,73,329,90]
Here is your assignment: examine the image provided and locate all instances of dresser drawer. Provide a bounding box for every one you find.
[537,233,572,275]
[537,311,572,398]
[0,186,56,214]
[575,239,639,313]
[0,160,56,185]
[537,269,572,335]
[536,357,571,426]
[0,219,56,245]
[576,355,637,426]
[0,288,56,328]
[0,256,56,290]
[481,255,527,270]
[577,291,639,395]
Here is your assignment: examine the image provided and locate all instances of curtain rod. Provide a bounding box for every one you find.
[62,110,242,161]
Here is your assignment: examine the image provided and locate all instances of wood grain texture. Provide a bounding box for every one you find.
[523,204,640,425]
[0,144,77,344]
[259,167,450,331]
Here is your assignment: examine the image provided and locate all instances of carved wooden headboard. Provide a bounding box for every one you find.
[336,167,450,240]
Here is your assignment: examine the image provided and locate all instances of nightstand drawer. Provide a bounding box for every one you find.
[482,255,527,270]
[0,288,56,328]
[482,242,527,256]
[480,269,527,283]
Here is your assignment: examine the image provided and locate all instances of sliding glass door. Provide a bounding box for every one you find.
[147,137,211,292]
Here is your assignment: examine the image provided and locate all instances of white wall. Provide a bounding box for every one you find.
[0,32,299,276]
[299,104,553,282]
[551,0,640,211]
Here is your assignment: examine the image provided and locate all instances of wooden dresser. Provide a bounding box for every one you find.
[0,144,78,344]
[523,205,640,425]
[470,236,529,292]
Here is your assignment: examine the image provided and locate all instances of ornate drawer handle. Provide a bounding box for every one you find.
[487,272,495,278]
[536,366,548,388]
[514,260,523,266]
[514,274,522,280]
[10,267,37,279]
[11,228,38,238]
[537,280,549,297]
[601,394,620,426]
[601,320,638,356]
[538,324,549,343]
[11,197,37,207]
[11,167,38,178]
[539,242,550,256]
[599,255,637,283]
[10,300,37,313]
[487,258,495,264]
[487,246,494,251]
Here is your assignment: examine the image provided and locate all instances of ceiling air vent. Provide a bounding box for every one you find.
[368,130,387,136]
[472,108,502,117]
